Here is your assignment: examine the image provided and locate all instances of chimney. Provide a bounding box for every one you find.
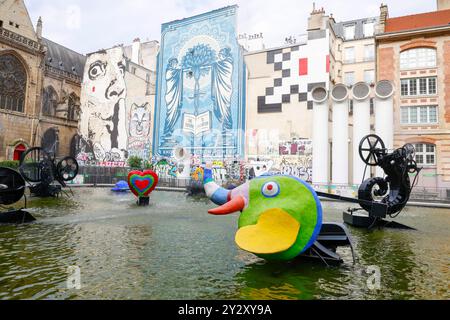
[378,4,389,34]
[308,3,328,31]
[36,16,42,39]
[132,38,141,65]
[437,0,450,10]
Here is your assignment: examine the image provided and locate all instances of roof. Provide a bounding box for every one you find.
[332,17,379,41]
[42,38,86,77]
[385,9,450,33]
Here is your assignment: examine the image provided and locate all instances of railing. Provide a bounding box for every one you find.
[75,166,190,189]
[0,27,43,53]
[73,166,450,203]
[409,187,450,203]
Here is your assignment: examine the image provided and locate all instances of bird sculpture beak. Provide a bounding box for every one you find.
[208,196,246,215]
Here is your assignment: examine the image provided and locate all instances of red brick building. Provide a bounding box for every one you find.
[376,2,450,192]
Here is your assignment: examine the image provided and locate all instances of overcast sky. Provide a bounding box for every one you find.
[24,0,437,54]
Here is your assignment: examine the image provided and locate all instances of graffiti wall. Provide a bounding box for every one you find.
[77,47,153,166]
[153,6,246,160]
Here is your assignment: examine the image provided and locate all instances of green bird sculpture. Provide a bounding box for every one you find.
[204,169,323,261]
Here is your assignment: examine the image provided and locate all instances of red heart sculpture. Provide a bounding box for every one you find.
[127,170,159,198]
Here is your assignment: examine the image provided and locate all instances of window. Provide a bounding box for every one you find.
[364,70,375,84]
[68,94,78,121]
[400,48,437,70]
[400,77,438,96]
[0,54,26,113]
[409,79,417,96]
[0,21,3,28]
[364,44,375,61]
[344,25,356,40]
[429,77,437,94]
[415,143,436,166]
[344,72,355,86]
[344,47,355,63]
[400,106,438,124]
[41,128,59,158]
[43,86,58,116]
[363,22,375,37]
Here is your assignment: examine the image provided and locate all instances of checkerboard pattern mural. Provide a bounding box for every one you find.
[258,33,330,113]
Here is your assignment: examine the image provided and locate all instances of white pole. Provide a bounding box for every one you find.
[352,82,372,185]
[374,80,395,177]
[312,87,329,186]
[331,84,349,186]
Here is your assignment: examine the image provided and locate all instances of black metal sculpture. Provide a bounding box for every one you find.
[19,147,79,198]
[0,167,36,224]
[344,135,421,229]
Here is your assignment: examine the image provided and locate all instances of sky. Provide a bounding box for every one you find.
[24,0,437,54]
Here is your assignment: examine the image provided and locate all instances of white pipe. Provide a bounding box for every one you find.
[331,84,349,186]
[352,82,371,185]
[374,80,395,177]
[311,87,329,185]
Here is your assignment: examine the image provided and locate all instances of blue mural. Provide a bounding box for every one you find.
[153,6,246,159]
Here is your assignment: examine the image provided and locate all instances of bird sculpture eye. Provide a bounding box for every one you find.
[261,182,280,198]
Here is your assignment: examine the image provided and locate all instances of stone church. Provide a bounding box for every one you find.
[0,0,85,161]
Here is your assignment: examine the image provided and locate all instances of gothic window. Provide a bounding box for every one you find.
[67,94,78,121]
[41,128,59,158]
[0,54,26,113]
[43,86,58,116]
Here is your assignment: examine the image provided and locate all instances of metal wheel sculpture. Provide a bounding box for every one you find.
[57,157,79,182]
[359,135,386,167]
[19,147,79,197]
[19,147,54,183]
[0,167,36,223]
[0,167,26,205]
[357,136,422,218]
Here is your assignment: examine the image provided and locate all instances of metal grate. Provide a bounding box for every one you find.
[352,82,370,100]
[376,80,394,98]
[312,87,328,102]
[332,84,348,101]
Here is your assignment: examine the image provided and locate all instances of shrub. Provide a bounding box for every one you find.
[127,156,143,169]
[0,161,20,169]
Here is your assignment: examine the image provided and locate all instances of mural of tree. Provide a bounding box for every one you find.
[182,44,217,115]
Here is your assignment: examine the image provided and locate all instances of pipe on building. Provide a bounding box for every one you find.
[374,80,395,177]
[351,82,372,185]
[331,84,350,186]
[311,86,329,186]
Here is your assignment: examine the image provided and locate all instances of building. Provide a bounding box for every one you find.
[330,16,378,86]
[0,0,85,161]
[152,6,246,160]
[77,39,159,167]
[376,1,450,189]
[244,7,330,181]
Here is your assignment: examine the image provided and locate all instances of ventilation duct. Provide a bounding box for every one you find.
[352,82,371,185]
[374,80,395,177]
[331,84,349,185]
[311,86,329,185]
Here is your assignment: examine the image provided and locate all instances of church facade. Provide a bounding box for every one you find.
[0,0,85,161]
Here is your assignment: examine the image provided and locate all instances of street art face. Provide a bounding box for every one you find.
[129,103,151,138]
[86,51,127,105]
[78,47,129,165]
[153,6,246,160]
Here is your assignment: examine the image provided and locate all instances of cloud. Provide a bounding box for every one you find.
[24,0,436,54]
